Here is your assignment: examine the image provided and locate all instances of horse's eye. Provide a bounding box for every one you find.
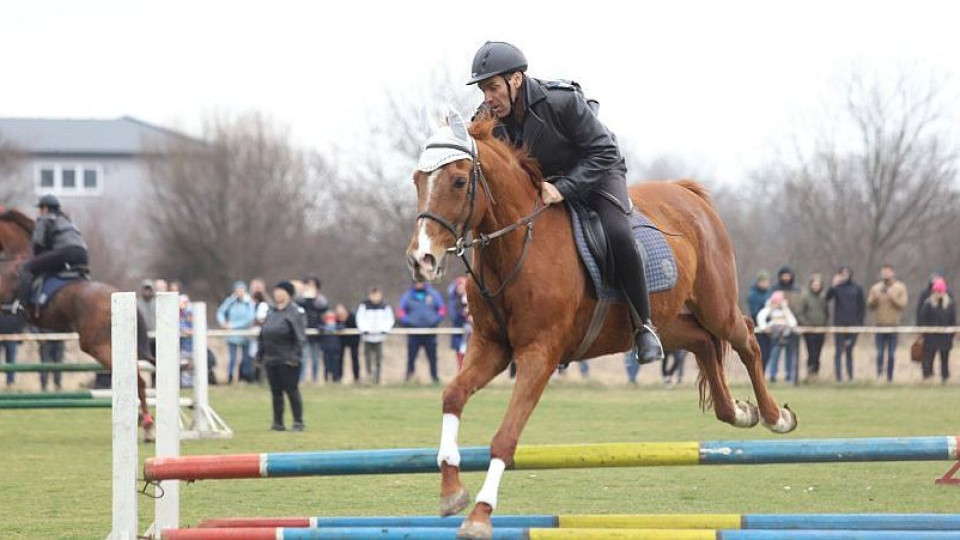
[454,177,467,189]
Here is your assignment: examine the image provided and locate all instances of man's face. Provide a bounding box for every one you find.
[234,286,246,298]
[757,278,770,289]
[880,267,894,281]
[142,287,154,300]
[478,72,522,118]
[369,290,383,303]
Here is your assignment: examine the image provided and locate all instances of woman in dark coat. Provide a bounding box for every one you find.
[256,281,308,431]
[917,277,955,383]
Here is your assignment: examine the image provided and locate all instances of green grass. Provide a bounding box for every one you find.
[0,383,958,539]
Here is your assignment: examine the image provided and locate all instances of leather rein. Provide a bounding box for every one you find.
[415,139,549,343]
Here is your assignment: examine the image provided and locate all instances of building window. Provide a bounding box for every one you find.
[40,168,55,188]
[35,164,103,196]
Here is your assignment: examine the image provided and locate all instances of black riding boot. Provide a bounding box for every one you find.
[624,246,664,365]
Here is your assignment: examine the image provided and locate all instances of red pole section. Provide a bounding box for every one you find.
[145,454,263,481]
[163,528,278,540]
[199,517,312,528]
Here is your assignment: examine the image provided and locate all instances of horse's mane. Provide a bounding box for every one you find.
[0,209,35,235]
[469,115,542,192]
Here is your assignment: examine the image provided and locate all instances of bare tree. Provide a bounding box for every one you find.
[773,69,959,286]
[145,113,319,300]
[312,64,477,302]
[0,131,29,202]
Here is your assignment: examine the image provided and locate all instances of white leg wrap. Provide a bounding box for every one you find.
[475,458,506,510]
[437,413,461,468]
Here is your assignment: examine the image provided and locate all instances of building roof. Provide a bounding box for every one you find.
[0,116,199,157]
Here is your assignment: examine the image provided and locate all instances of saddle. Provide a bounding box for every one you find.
[566,202,677,300]
[563,202,677,363]
[29,266,91,308]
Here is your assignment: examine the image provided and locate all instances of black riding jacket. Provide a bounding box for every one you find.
[487,76,627,202]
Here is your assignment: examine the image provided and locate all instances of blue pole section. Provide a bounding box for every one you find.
[743,514,960,531]
[265,446,492,477]
[700,437,956,464]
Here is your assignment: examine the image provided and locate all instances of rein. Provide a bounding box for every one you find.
[416,139,548,343]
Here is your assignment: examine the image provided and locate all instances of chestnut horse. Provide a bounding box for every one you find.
[406,116,797,540]
[0,209,156,441]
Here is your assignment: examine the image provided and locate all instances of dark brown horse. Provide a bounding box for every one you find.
[0,209,156,441]
[406,116,797,539]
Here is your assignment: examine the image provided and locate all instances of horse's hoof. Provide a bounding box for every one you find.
[456,519,493,540]
[733,399,760,428]
[763,404,798,434]
[440,487,471,517]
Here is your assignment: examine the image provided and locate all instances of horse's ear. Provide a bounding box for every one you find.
[446,107,469,142]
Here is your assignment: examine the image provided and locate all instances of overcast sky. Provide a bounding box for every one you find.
[2,1,959,182]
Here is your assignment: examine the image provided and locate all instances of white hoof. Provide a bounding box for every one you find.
[763,404,797,434]
[733,399,760,428]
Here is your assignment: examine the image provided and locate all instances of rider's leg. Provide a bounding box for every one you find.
[590,178,664,364]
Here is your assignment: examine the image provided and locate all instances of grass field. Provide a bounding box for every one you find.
[0,381,957,539]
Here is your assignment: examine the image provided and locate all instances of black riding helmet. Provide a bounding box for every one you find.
[466,41,527,85]
[37,193,61,210]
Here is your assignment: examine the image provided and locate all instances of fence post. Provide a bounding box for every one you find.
[154,292,180,533]
[110,292,138,539]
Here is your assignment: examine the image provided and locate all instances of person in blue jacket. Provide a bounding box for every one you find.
[216,280,256,383]
[398,281,447,384]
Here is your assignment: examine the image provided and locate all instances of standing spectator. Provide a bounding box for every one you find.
[256,281,307,431]
[296,276,329,383]
[447,276,469,367]
[216,280,256,383]
[826,266,866,382]
[918,278,955,383]
[795,274,829,382]
[662,349,688,387]
[137,279,157,349]
[756,291,799,384]
[356,287,395,384]
[169,280,183,294]
[319,310,343,382]
[747,270,772,367]
[867,264,908,382]
[0,311,24,387]
[770,266,801,383]
[336,303,361,383]
[38,328,65,391]
[154,278,169,293]
[916,273,948,322]
[398,281,446,384]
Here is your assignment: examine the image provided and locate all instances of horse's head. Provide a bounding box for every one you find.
[407,114,488,282]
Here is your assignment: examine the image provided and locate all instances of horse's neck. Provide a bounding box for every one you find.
[470,159,540,278]
[0,224,31,255]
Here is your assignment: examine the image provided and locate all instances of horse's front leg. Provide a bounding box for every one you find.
[458,348,556,540]
[439,337,510,516]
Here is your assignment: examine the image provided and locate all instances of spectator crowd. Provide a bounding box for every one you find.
[747,264,954,385]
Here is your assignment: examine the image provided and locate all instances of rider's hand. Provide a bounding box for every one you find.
[541,182,564,205]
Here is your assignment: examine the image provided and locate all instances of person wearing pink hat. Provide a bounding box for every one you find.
[756,290,799,383]
[917,277,955,383]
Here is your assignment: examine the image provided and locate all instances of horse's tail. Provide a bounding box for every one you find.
[697,334,732,412]
[136,309,155,363]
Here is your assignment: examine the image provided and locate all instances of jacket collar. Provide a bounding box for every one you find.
[520,76,547,151]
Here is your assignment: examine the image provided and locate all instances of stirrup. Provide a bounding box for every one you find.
[8,299,27,316]
[635,322,665,364]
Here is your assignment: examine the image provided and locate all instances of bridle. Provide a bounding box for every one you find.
[415,137,549,342]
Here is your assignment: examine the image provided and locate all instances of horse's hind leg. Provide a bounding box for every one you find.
[438,337,510,518]
[729,315,797,433]
[665,315,752,428]
[84,340,155,442]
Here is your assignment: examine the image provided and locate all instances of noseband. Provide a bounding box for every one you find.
[415,138,548,342]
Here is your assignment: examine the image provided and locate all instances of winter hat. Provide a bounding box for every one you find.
[769,291,785,304]
[274,280,295,297]
[756,269,770,282]
[232,280,247,291]
[932,278,947,294]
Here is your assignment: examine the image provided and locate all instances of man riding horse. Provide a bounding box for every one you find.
[12,194,89,315]
[467,41,663,363]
